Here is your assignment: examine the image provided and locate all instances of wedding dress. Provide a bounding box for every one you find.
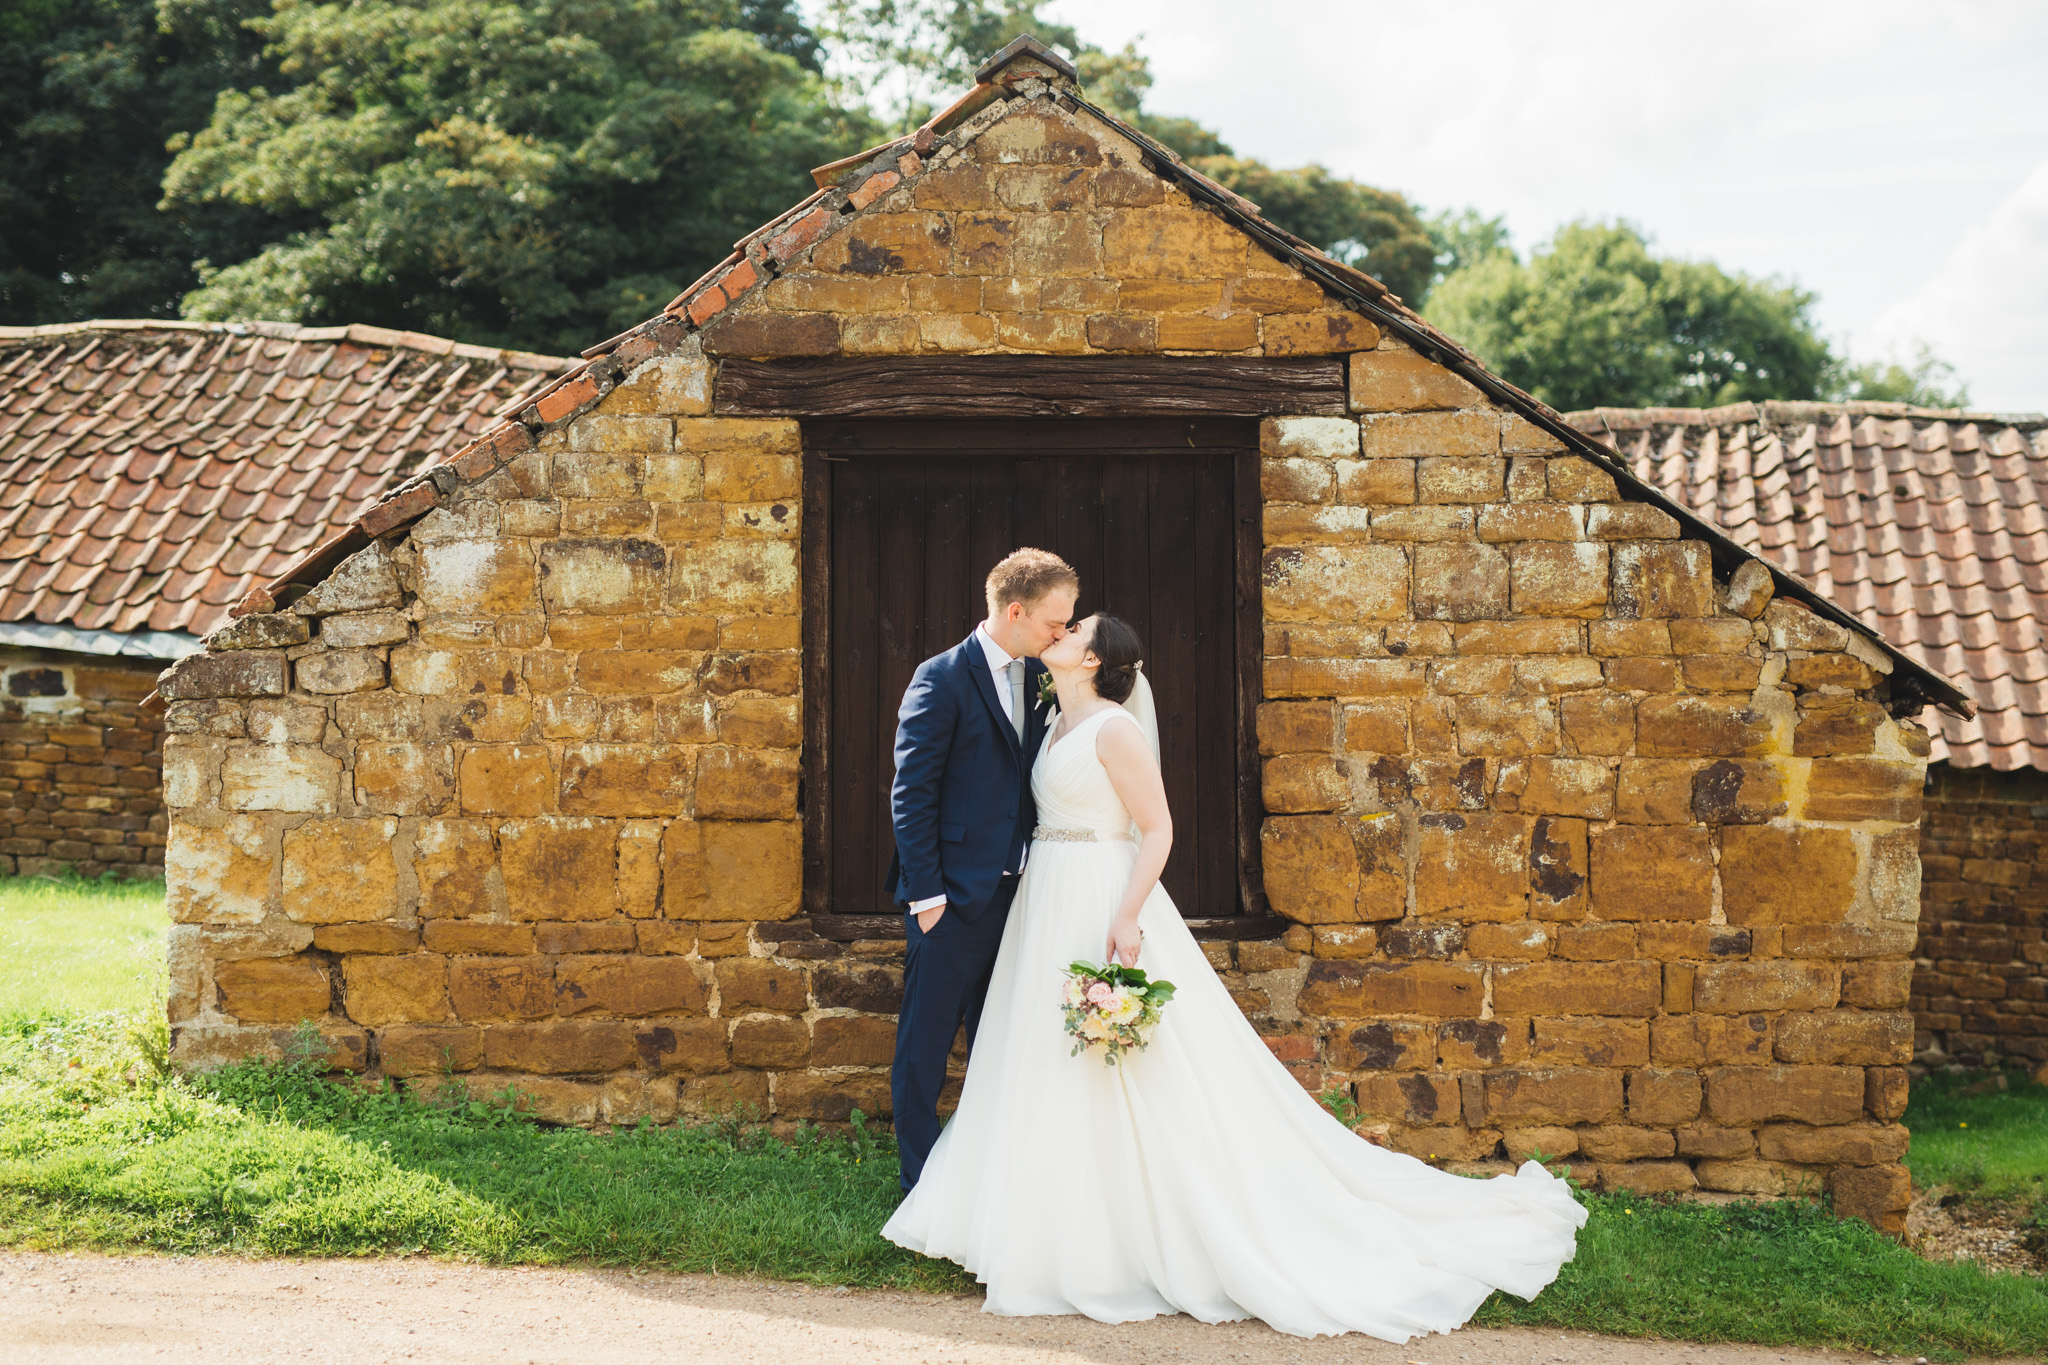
[882,679,1587,1342]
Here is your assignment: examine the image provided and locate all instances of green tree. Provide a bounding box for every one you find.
[161,0,861,352]
[1425,219,1844,411]
[1826,344,1971,408]
[0,0,284,322]
[1425,207,1512,283]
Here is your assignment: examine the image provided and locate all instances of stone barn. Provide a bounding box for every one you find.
[155,37,1971,1231]
[0,321,571,879]
[1570,403,2048,1072]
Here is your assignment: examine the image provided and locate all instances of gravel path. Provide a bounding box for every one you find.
[0,1251,1943,1365]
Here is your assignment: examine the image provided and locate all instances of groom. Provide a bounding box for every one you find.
[887,548,1079,1191]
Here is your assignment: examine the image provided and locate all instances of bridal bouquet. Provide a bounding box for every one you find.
[1060,960,1176,1065]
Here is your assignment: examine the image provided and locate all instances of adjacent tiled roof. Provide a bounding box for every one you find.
[1568,402,2048,770]
[227,36,1969,717]
[0,320,573,642]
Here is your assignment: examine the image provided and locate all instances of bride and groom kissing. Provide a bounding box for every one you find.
[878,548,1587,1343]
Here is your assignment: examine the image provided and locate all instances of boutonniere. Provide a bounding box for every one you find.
[1036,670,1058,712]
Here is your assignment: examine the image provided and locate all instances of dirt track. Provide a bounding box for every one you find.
[0,1251,1944,1365]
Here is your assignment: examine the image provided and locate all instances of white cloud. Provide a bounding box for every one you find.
[1874,161,2048,413]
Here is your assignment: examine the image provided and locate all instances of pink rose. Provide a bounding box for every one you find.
[1085,981,1114,1006]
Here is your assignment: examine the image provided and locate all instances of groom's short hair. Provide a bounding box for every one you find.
[986,548,1078,614]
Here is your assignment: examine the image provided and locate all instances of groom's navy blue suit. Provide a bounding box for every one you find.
[888,631,1049,1190]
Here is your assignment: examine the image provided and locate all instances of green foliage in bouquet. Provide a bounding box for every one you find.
[1060,960,1175,1066]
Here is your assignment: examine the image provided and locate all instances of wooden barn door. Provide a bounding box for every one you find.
[803,418,1271,940]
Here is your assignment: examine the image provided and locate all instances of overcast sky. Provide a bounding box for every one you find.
[839,1,2048,411]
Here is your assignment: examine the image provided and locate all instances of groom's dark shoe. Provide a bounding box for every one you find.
[892,875,1018,1191]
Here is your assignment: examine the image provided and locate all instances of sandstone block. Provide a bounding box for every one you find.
[1695,961,1837,1014]
[557,955,707,1017]
[1262,754,1351,813]
[1335,456,1415,506]
[1866,1067,1909,1121]
[283,817,400,924]
[773,1072,892,1125]
[1528,815,1590,917]
[1506,542,1608,618]
[498,817,615,921]
[1560,694,1634,756]
[1494,961,1660,1017]
[1689,759,1787,824]
[1503,1126,1581,1162]
[1547,458,1620,502]
[209,613,311,650]
[810,962,902,1013]
[294,649,386,695]
[1310,925,1380,960]
[1763,599,1851,652]
[1518,757,1615,819]
[1258,701,1337,755]
[662,819,801,921]
[1103,207,1245,279]
[1598,1161,1696,1194]
[1413,543,1509,622]
[1464,921,1550,960]
[1721,560,1775,619]
[159,651,289,701]
[1585,504,1679,540]
[377,1025,484,1077]
[1695,1159,1817,1196]
[220,743,341,813]
[312,923,418,955]
[1590,825,1712,921]
[1802,758,1923,823]
[1610,541,1714,619]
[731,1017,810,1069]
[1415,811,1528,919]
[1758,1121,1908,1166]
[536,539,666,616]
[1483,1068,1624,1125]
[1298,960,1484,1018]
[1530,1017,1649,1068]
[716,959,809,1014]
[554,744,693,818]
[244,701,327,745]
[1772,1010,1913,1065]
[166,816,273,924]
[1416,456,1504,504]
[811,1015,897,1068]
[695,747,800,819]
[1437,1018,1530,1068]
[1676,1124,1756,1159]
[414,819,504,919]
[354,743,455,816]
[1358,410,1499,458]
[1577,1124,1676,1161]
[1348,349,1482,412]
[1356,1072,1463,1126]
[294,542,402,616]
[342,955,449,1026]
[1636,695,1775,758]
[1329,1019,1434,1071]
[1780,922,1915,958]
[1627,1066,1702,1125]
[670,540,799,615]
[1262,311,1379,355]
[1829,1163,1910,1235]
[1704,1064,1863,1125]
[632,1018,730,1075]
[535,922,636,954]
[1720,825,1857,925]
[421,922,533,955]
[459,745,556,817]
[215,955,330,1024]
[1841,960,1914,1009]
[415,540,537,616]
[1262,545,1409,623]
[481,1021,639,1074]
[1555,922,1636,960]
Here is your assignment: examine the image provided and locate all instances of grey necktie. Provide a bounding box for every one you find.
[1006,659,1027,745]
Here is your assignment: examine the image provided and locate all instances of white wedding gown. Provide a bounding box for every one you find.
[883,701,1587,1342]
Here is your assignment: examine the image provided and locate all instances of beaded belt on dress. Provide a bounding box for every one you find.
[1033,825,1130,842]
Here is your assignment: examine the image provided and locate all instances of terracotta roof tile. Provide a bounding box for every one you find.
[1570,401,2048,770]
[0,320,573,641]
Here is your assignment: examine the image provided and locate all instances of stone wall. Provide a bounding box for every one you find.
[0,648,165,879]
[1913,763,2048,1068]
[158,69,1930,1229]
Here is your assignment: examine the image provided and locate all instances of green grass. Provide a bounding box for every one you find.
[2,877,2046,1358]
[0,874,168,1019]
[1907,1069,2048,1208]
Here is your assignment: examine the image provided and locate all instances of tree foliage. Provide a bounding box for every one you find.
[1427,219,1929,412]
[160,0,864,352]
[0,0,283,322]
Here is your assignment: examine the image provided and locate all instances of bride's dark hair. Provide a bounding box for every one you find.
[1086,614,1144,704]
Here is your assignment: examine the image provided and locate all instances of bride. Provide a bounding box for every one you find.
[883,613,1587,1342]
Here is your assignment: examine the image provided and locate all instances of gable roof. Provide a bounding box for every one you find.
[1568,401,2048,770]
[237,36,1968,718]
[0,320,572,645]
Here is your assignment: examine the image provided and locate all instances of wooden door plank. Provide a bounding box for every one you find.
[721,357,1345,418]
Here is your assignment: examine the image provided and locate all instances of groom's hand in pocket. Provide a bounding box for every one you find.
[916,904,946,933]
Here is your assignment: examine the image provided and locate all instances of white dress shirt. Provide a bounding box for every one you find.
[909,626,1026,914]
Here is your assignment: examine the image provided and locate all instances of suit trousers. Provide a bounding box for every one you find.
[892,875,1018,1191]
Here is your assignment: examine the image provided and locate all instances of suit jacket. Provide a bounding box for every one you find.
[886,632,1050,918]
